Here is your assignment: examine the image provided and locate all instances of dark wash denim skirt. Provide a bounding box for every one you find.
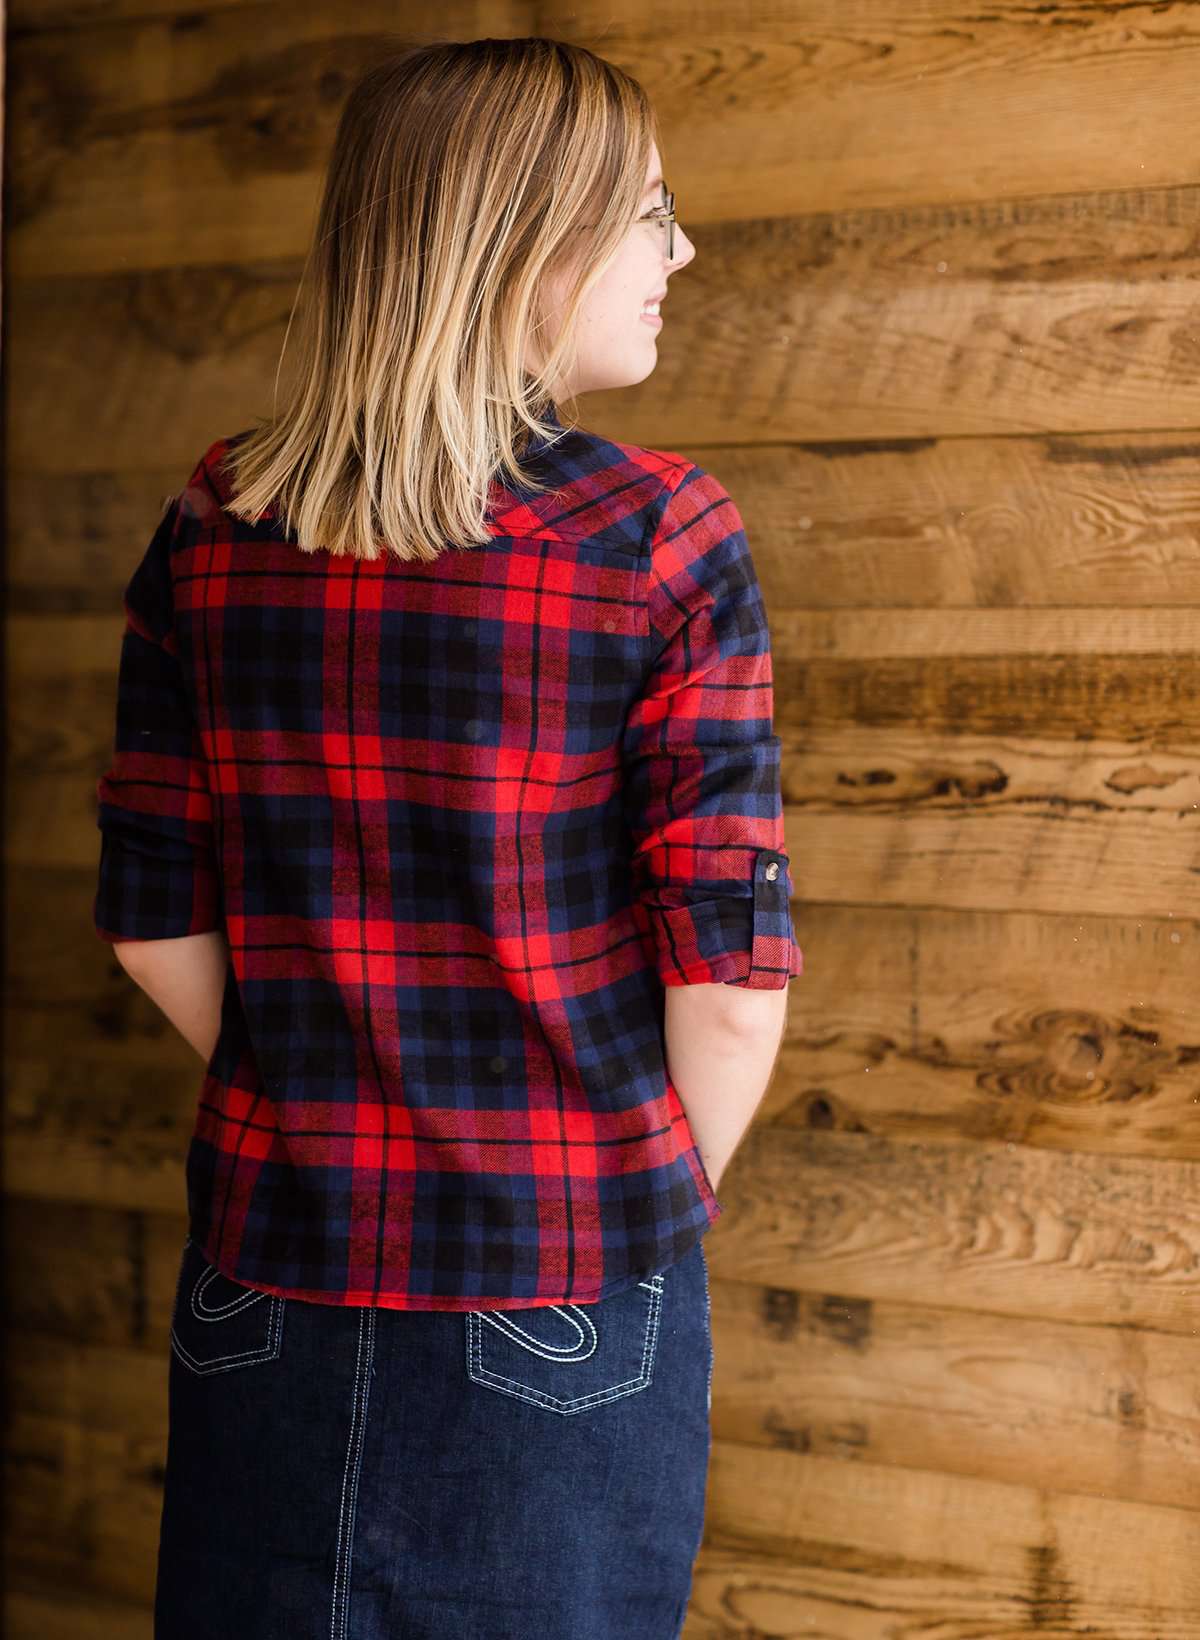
[154,1234,714,1640]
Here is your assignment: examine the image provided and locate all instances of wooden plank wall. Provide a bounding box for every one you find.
[7,1,1200,1633]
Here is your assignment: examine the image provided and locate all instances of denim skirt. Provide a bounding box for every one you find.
[153,1234,714,1640]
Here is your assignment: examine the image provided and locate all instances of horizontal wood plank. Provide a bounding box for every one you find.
[15,186,1200,470]
[7,5,524,271]
[11,3,1200,269]
[13,432,1200,616]
[714,1125,1200,1337]
[778,719,1200,920]
[710,1274,1200,1512]
[770,899,1200,1165]
[688,1439,1200,1635]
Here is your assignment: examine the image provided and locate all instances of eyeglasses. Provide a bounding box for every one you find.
[640,181,677,262]
[579,181,677,261]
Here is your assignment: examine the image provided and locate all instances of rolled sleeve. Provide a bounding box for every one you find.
[93,495,222,945]
[621,462,804,988]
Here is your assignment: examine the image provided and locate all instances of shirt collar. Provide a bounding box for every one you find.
[522,401,565,460]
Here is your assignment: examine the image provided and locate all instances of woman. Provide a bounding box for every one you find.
[93,36,803,1640]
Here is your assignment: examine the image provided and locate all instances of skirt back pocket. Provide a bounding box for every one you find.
[169,1236,286,1376]
[465,1271,665,1416]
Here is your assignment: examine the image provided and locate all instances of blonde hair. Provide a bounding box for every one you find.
[215,37,659,562]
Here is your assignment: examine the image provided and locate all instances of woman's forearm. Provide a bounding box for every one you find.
[113,929,230,1063]
[663,985,789,1192]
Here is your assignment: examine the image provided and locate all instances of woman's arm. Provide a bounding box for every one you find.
[113,930,229,1063]
[664,983,788,1192]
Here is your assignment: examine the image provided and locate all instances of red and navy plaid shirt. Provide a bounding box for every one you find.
[92,405,803,1311]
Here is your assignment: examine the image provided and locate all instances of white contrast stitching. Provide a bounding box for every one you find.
[464,1272,665,1414]
[700,1241,713,1415]
[331,1305,375,1640]
[168,1239,286,1374]
[192,1263,270,1321]
[474,1304,600,1362]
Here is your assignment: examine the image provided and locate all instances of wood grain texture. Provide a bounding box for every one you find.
[13,431,1200,615]
[588,184,1200,444]
[14,182,1200,472]
[7,4,526,274]
[778,718,1200,919]
[713,1124,1200,1337]
[685,1440,1200,1636]
[709,1274,1200,1511]
[716,433,1200,612]
[11,2,1200,264]
[770,901,1200,1165]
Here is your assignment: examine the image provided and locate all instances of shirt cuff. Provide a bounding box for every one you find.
[634,847,804,989]
[93,827,223,944]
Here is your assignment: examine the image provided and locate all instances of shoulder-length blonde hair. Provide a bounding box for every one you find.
[215,37,659,562]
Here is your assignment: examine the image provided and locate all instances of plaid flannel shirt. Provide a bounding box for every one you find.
[93,406,803,1310]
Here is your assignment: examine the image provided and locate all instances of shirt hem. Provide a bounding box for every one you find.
[191,1209,719,1313]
